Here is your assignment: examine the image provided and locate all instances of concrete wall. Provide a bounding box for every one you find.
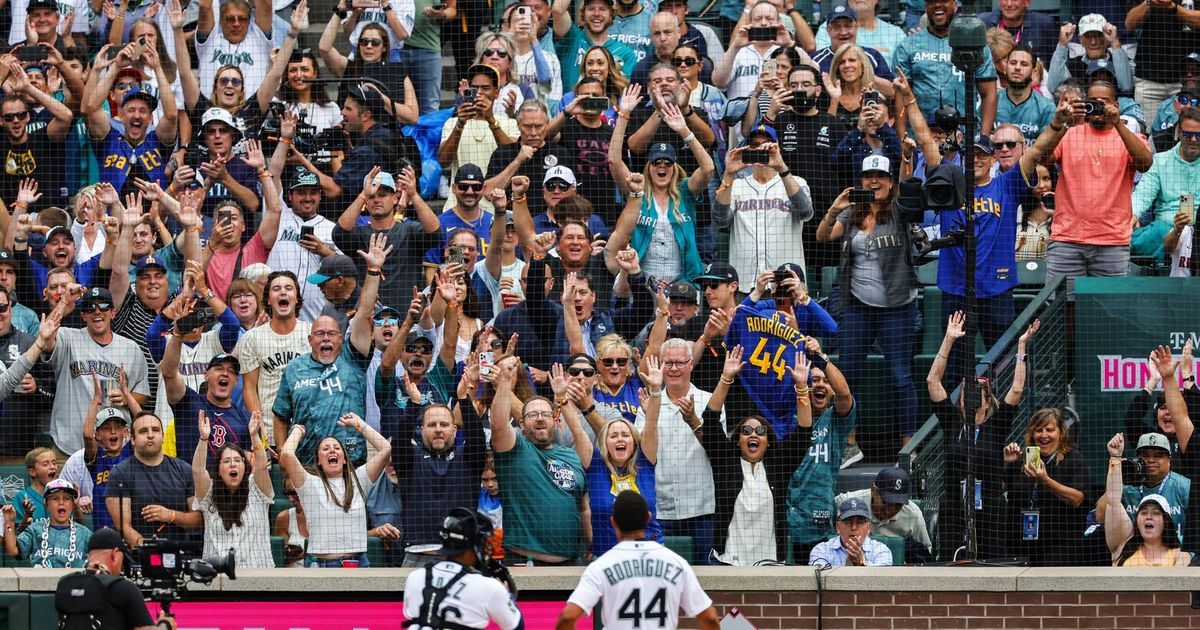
[4,567,1200,629]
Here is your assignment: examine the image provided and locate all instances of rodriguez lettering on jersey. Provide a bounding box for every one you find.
[601,558,684,586]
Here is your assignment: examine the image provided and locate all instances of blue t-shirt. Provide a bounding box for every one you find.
[273,344,371,466]
[594,376,642,423]
[1121,471,1191,542]
[87,442,134,530]
[588,448,661,555]
[423,207,494,267]
[787,403,857,544]
[170,387,253,465]
[996,89,1056,143]
[936,164,1031,298]
[893,30,997,124]
[91,119,170,192]
[724,299,808,439]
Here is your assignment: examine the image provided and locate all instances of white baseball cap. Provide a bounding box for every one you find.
[861,154,891,175]
[543,165,577,187]
[1078,14,1107,36]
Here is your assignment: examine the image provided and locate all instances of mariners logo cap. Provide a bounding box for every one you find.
[838,497,872,521]
[875,467,911,505]
[1136,432,1172,455]
[861,154,891,175]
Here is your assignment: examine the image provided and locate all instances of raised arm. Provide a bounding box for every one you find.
[603,179,644,274]
[927,311,964,403]
[488,357,521,452]
[350,233,390,357]
[1004,320,1039,405]
[551,0,572,39]
[484,189,508,279]
[256,2,306,112]
[638,356,663,463]
[1020,102,1070,174]
[279,424,310,489]
[1151,345,1195,451]
[192,411,213,504]
[340,413,390,482]
[83,373,106,463]
[142,47,178,145]
[554,367,593,464]
[1103,432,1133,558]
[657,103,714,195]
[895,71,941,166]
[608,85,642,196]
[318,9,350,77]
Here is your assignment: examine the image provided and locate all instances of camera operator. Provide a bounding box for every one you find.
[898,73,1071,389]
[1097,431,1190,539]
[55,527,174,630]
[402,508,522,629]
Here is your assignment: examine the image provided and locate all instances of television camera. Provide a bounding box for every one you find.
[129,537,236,617]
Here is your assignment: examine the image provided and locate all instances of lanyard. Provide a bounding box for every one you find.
[1029,452,1056,507]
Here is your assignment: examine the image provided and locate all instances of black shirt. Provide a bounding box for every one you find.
[1133,4,1200,83]
[332,219,441,309]
[625,105,710,176]
[1005,448,1092,566]
[0,124,67,210]
[107,455,196,542]
[57,572,155,629]
[558,118,621,226]
[485,141,572,217]
[0,327,52,456]
[774,109,842,212]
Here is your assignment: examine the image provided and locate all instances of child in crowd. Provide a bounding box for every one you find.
[3,479,91,568]
[13,447,58,523]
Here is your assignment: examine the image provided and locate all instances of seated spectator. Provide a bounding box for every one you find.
[809,497,894,567]
[273,479,309,568]
[980,0,1057,63]
[1148,56,1199,148]
[191,410,274,567]
[1047,14,1132,97]
[1002,408,1091,566]
[1146,108,1200,274]
[106,412,200,546]
[835,468,932,562]
[279,413,391,568]
[703,347,810,566]
[489,357,588,564]
[2,478,90,568]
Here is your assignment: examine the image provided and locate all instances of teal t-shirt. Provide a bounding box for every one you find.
[610,9,653,64]
[11,302,38,337]
[273,343,371,466]
[13,487,45,521]
[555,25,639,96]
[494,432,587,558]
[787,402,857,544]
[996,89,1056,143]
[1121,471,1190,542]
[17,520,91,568]
[893,30,996,123]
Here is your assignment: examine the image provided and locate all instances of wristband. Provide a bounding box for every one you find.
[287,31,300,38]
[1050,123,1065,132]
[279,137,293,145]
[808,352,829,371]
[720,375,735,385]
[203,290,216,301]
[511,194,527,203]
[630,190,645,198]
[779,170,791,179]
[682,133,696,145]
[335,8,348,18]
[581,404,596,415]
[383,4,392,9]
[647,389,663,398]
[1015,353,1027,362]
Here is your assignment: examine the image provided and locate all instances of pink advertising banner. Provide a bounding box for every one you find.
[146,600,589,629]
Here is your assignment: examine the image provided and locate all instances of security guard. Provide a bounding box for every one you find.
[54,527,173,630]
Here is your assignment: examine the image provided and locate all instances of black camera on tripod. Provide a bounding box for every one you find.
[129,538,236,615]
[895,165,969,259]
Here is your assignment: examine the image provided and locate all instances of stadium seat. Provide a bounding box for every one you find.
[875,534,906,566]
[367,537,387,567]
[271,535,285,568]
[916,260,939,286]
[662,536,693,562]
[1016,259,1046,288]
[0,465,31,505]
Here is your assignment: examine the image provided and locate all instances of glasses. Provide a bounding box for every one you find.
[740,425,768,436]
[488,339,504,350]
[523,411,554,420]
[544,181,572,192]
[232,292,256,301]
[651,158,674,167]
[405,344,433,354]
[484,48,509,58]
[1177,95,1200,108]
[217,76,244,88]
[312,330,340,339]
[671,56,699,67]
[1182,131,1200,141]
[1,112,28,122]
[358,37,384,47]
[219,458,243,465]
[662,359,690,369]
[567,366,596,377]
[115,81,140,91]
[994,140,1021,150]
[373,317,398,326]
[699,282,724,291]
[600,357,629,367]
[0,303,10,314]
[457,182,483,192]
[83,303,113,313]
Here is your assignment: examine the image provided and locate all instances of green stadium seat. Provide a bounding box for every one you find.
[874,534,906,566]
[820,266,839,302]
[1016,259,1046,288]
[271,535,285,567]
[367,536,387,567]
[662,536,693,563]
[916,260,938,286]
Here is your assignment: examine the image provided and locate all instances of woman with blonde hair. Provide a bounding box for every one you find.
[590,334,643,423]
[605,83,714,283]
[824,43,888,127]
[474,31,525,119]
[558,46,629,116]
[1002,407,1090,566]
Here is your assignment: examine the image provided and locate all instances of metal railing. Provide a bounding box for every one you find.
[897,277,1071,559]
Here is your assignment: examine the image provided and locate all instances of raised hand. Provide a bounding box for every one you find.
[639,354,663,391]
[1107,432,1125,458]
[242,139,266,171]
[787,351,811,385]
[675,394,698,427]
[703,307,731,341]
[167,0,185,29]
[618,83,643,116]
[722,344,746,379]
[336,412,366,432]
[1018,319,1040,347]
[291,0,310,32]
[549,363,569,398]
[357,232,393,268]
[360,165,382,198]
[1059,22,1076,46]
[198,410,211,442]
[510,175,530,198]
[489,187,508,211]
[1151,345,1179,379]
[1003,442,1022,464]
[16,178,41,207]
[945,310,966,340]
[614,247,640,274]
[626,172,645,194]
[661,102,688,135]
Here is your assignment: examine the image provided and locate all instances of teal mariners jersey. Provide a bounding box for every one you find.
[787,403,857,544]
[1121,471,1191,542]
[273,344,371,466]
[893,30,996,125]
[996,88,1056,143]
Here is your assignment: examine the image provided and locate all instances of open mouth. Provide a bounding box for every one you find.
[326,453,340,467]
[277,298,291,311]
[228,469,240,481]
[381,329,394,341]
[217,376,232,389]
[746,437,762,456]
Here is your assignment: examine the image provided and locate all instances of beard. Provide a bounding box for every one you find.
[1007,76,1032,90]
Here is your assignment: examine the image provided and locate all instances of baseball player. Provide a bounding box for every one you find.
[556,491,720,630]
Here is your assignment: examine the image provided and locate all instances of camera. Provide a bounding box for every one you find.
[747,26,776,42]
[1082,98,1106,116]
[130,538,236,615]
[260,103,349,166]
[862,90,884,108]
[1121,458,1146,486]
[175,306,214,333]
[895,172,967,260]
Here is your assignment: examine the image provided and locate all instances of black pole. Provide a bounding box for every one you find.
[961,67,978,562]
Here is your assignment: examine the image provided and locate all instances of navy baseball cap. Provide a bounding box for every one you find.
[828,4,857,21]
[695,262,738,284]
[308,254,357,284]
[455,163,485,184]
[974,134,995,156]
[838,497,872,521]
[80,286,113,307]
[647,142,677,163]
[206,353,241,372]
[875,467,911,504]
[121,87,158,110]
[134,254,167,276]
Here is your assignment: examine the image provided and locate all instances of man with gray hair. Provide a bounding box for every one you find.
[635,337,722,565]
[195,0,277,99]
[629,12,684,88]
[484,100,571,216]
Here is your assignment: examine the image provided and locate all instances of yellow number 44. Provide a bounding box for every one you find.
[749,337,788,382]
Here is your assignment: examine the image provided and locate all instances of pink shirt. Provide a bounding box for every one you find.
[206,232,268,300]
[1050,124,1149,246]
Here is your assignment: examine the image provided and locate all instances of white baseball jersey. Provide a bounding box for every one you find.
[402,561,522,630]
[567,540,712,630]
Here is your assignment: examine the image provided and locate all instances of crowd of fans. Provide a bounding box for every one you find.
[0,0,1196,572]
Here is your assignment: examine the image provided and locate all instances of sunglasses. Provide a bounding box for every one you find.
[567,366,596,377]
[358,37,384,47]
[671,56,699,67]
[457,182,483,192]
[373,317,398,326]
[740,425,768,436]
[484,48,509,58]
[0,303,9,313]
[115,81,140,91]
[544,181,572,192]
[217,76,244,88]
[1177,95,1200,108]
[651,158,675,167]
[223,15,250,23]
[488,339,504,350]
[83,303,114,313]
[405,343,433,354]
[600,357,629,367]
[1,112,28,122]
[994,140,1021,150]
[1183,130,1200,141]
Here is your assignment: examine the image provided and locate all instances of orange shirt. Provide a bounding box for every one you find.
[1050,124,1149,246]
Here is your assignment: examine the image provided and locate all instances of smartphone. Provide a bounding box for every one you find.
[299,225,315,239]
[463,87,478,103]
[579,96,610,112]
[762,59,778,78]
[862,90,884,108]
[1182,193,1195,226]
[1025,446,1042,467]
[15,45,47,63]
[447,245,465,265]
[126,38,145,60]
[431,2,447,8]
[479,351,495,376]
[850,188,876,205]
[516,5,531,18]
[217,209,233,224]
[741,149,769,165]
[747,26,776,42]
[105,46,123,60]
